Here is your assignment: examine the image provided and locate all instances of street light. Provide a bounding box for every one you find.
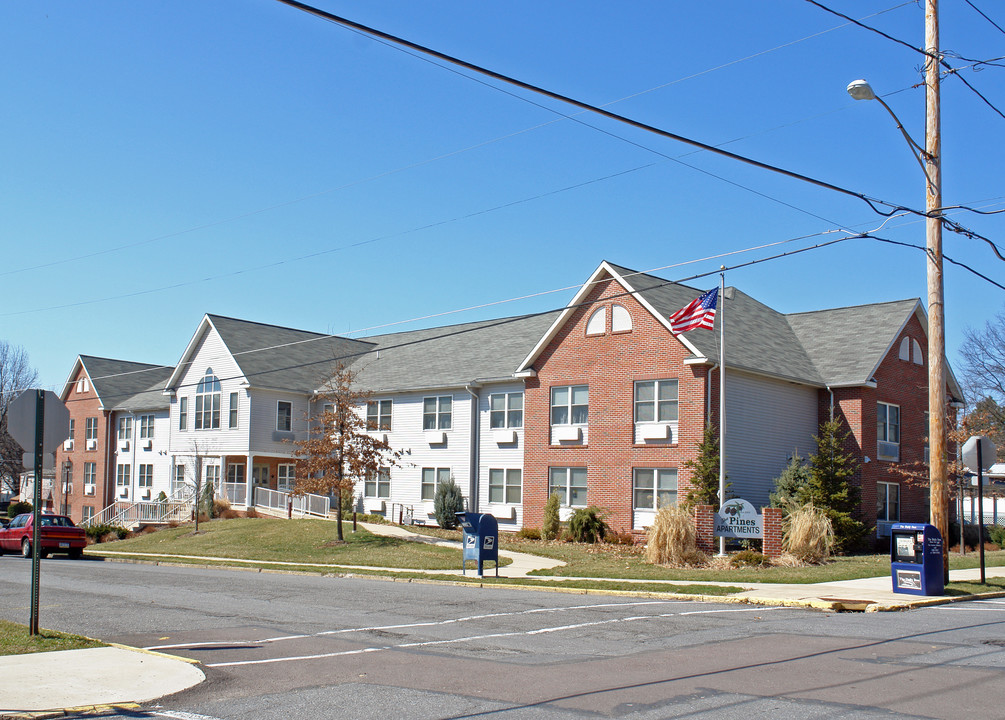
[847,73,949,581]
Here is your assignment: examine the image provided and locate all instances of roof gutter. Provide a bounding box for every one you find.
[464,383,481,512]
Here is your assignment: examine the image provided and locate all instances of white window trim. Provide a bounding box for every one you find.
[422,395,453,431]
[877,481,900,522]
[877,401,901,462]
[277,401,293,432]
[550,385,588,426]
[488,468,522,505]
[421,467,451,502]
[632,468,678,510]
[548,467,587,508]
[489,392,523,430]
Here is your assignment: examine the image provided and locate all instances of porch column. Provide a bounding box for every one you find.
[246,453,254,508]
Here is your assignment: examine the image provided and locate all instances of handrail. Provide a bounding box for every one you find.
[82,486,196,528]
[253,486,330,519]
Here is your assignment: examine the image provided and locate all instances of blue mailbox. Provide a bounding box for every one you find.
[890,523,944,596]
[457,512,499,577]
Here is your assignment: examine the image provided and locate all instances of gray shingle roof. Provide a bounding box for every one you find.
[353,312,562,393]
[207,315,375,393]
[79,356,173,411]
[786,300,921,386]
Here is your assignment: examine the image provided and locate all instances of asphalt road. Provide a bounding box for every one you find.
[3,555,1005,719]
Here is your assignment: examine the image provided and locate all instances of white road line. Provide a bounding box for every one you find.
[204,606,784,668]
[151,711,227,720]
[143,600,693,651]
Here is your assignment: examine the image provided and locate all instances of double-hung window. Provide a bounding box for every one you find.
[633,468,678,510]
[139,415,155,439]
[85,417,97,443]
[116,464,130,496]
[423,396,452,430]
[179,397,188,431]
[365,467,391,498]
[421,467,450,501]
[489,393,523,429]
[277,463,296,492]
[84,463,96,495]
[551,385,588,425]
[877,482,900,522]
[229,392,239,429]
[634,380,679,423]
[489,469,521,504]
[195,369,221,430]
[367,400,392,431]
[549,467,587,507]
[877,402,900,461]
[277,401,292,432]
[138,464,154,490]
[227,463,245,484]
[117,417,132,441]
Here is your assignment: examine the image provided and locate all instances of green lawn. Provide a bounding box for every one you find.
[0,620,105,656]
[86,517,472,570]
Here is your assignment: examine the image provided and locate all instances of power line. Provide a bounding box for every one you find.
[964,0,1005,37]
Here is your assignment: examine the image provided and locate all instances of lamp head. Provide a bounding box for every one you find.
[846,79,876,101]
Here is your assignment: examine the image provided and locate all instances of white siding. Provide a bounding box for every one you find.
[169,327,250,457]
[248,389,309,455]
[109,410,173,502]
[722,370,818,509]
[477,383,525,529]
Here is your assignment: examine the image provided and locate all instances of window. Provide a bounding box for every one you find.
[877,482,900,522]
[586,307,606,336]
[76,377,89,393]
[117,417,132,441]
[633,468,678,510]
[138,464,153,489]
[84,463,96,495]
[367,400,392,431]
[549,467,587,507]
[116,464,130,495]
[924,411,930,464]
[634,380,679,423]
[85,417,97,442]
[489,393,523,429]
[423,396,452,430]
[277,401,292,432]
[195,369,221,430]
[877,402,900,461]
[82,506,94,524]
[551,385,588,425]
[226,464,245,484]
[179,397,188,431]
[68,419,75,440]
[277,463,296,492]
[489,469,521,504]
[139,415,155,439]
[365,467,391,498]
[173,465,186,493]
[229,392,239,429]
[205,465,221,487]
[421,467,451,501]
[612,304,633,332]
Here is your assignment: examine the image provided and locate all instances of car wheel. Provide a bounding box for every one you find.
[21,539,31,558]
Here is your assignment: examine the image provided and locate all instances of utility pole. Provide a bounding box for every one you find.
[924,0,949,582]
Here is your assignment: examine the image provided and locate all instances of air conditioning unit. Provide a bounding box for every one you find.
[424,430,447,445]
[492,429,517,444]
[639,424,671,441]
[63,439,74,451]
[119,490,129,499]
[86,439,97,451]
[553,426,582,443]
[143,490,151,500]
[120,440,130,452]
[84,486,95,496]
[143,439,153,450]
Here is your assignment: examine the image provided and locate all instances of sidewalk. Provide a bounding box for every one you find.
[4,523,1005,716]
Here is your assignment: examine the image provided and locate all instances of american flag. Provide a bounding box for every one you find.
[668,287,718,333]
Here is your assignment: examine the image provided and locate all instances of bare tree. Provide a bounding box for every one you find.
[959,313,1005,459]
[293,363,403,542]
[0,341,40,497]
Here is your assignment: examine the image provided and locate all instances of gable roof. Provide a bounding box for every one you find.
[352,312,561,394]
[166,315,376,394]
[62,356,173,411]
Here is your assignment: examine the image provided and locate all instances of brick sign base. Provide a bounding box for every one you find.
[694,505,783,557]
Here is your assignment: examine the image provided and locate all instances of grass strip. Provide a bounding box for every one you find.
[0,619,105,657]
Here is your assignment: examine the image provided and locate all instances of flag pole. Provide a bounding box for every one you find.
[718,267,726,557]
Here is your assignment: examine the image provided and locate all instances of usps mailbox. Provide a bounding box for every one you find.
[890,523,944,596]
[457,512,499,577]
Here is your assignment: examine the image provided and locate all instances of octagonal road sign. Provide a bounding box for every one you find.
[5,389,70,454]
[963,435,997,473]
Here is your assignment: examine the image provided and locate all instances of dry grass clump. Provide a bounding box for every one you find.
[645,504,707,567]
[783,503,834,562]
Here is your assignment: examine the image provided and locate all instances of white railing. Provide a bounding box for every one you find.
[220,482,248,506]
[83,486,195,528]
[253,486,330,519]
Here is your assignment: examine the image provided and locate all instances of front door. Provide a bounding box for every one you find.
[252,465,271,488]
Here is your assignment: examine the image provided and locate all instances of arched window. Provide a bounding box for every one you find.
[912,338,924,365]
[612,304,633,333]
[586,307,607,336]
[898,337,910,361]
[195,368,221,430]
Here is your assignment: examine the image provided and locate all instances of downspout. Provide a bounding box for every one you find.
[465,384,481,512]
[827,386,834,422]
[706,364,719,425]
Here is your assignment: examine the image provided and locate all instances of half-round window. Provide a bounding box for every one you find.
[912,338,924,365]
[898,337,910,361]
[612,304,633,333]
[586,307,607,336]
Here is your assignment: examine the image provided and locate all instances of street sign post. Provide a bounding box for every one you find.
[4,390,70,635]
[963,435,997,584]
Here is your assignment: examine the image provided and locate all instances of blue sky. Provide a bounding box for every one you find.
[2,1,1003,394]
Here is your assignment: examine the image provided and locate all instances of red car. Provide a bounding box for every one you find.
[0,513,87,559]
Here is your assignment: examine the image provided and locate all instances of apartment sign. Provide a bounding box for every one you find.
[714,499,763,539]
